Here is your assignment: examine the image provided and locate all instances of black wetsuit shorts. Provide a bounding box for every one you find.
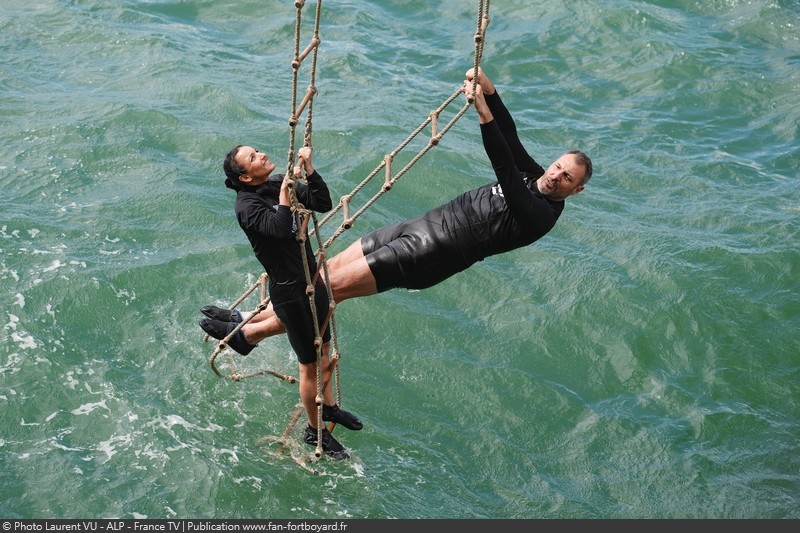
[272,279,331,364]
[361,212,469,293]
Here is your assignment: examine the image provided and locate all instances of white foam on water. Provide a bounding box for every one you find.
[71,400,110,416]
[97,433,133,463]
[12,331,37,350]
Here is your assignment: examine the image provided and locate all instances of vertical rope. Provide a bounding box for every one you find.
[284,0,331,458]
[471,1,490,100]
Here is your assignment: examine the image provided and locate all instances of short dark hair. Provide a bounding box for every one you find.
[223,145,245,182]
[567,150,593,185]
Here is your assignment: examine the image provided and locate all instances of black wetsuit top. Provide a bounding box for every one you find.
[362,91,563,292]
[229,171,333,362]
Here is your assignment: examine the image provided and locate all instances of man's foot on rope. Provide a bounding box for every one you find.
[323,404,363,431]
[304,425,349,460]
[201,305,242,323]
[199,318,257,356]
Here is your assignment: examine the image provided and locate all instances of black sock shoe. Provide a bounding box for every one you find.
[304,425,349,460]
[199,318,257,356]
[322,404,363,431]
[201,305,242,323]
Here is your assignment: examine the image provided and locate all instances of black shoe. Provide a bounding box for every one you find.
[199,318,257,356]
[304,425,349,460]
[201,305,242,323]
[322,404,363,431]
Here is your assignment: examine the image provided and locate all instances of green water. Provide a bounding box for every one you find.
[1,0,798,519]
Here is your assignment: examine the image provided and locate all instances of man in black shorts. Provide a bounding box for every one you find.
[202,66,593,356]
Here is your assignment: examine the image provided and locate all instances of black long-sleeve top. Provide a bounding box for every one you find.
[362,90,564,292]
[234,171,332,300]
[439,89,561,266]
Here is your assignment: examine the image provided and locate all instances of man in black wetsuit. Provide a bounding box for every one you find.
[202,67,593,356]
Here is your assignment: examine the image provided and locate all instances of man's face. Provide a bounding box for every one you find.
[537,153,586,201]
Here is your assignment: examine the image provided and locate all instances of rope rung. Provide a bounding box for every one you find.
[383,155,393,190]
[292,36,321,69]
[430,111,439,138]
[289,85,318,127]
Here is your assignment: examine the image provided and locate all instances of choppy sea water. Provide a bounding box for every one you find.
[1,0,798,519]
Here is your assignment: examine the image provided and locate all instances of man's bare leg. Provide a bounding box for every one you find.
[241,238,379,344]
[326,238,379,301]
